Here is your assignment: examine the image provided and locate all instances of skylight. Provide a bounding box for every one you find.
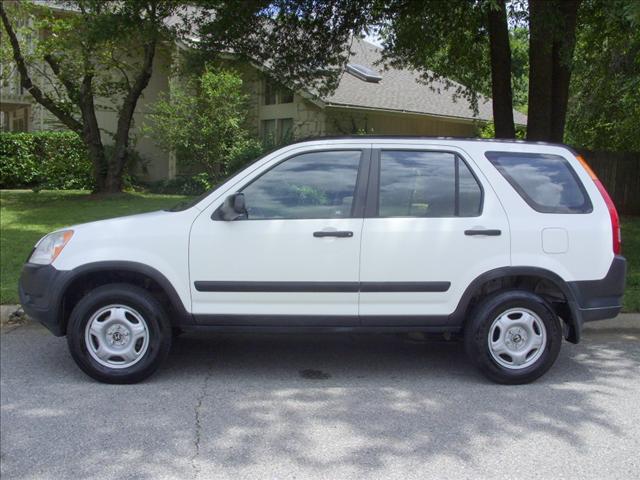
[346,63,382,83]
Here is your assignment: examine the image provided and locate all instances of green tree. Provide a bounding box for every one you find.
[376,0,581,141]
[0,1,186,193]
[509,27,530,113]
[184,1,640,148]
[193,0,371,96]
[146,68,260,180]
[527,0,580,142]
[375,0,513,136]
[194,1,571,141]
[565,0,640,151]
[196,0,520,134]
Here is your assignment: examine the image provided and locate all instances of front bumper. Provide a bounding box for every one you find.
[19,263,68,336]
[567,255,627,324]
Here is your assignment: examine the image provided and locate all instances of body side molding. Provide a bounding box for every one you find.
[194,281,451,293]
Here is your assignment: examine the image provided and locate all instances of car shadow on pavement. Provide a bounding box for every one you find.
[158,331,637,473]
[1,325,638,479]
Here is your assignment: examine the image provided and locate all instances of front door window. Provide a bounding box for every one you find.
[241,150,362,220]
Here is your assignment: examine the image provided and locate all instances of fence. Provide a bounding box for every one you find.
[577,149,640,216]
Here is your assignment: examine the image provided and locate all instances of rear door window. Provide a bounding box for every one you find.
[485,151,592,214]
[378,150,482,217]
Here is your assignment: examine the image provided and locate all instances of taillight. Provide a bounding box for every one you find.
[576,155,621,254]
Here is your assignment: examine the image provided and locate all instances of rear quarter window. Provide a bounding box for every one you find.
[485,151,592,214]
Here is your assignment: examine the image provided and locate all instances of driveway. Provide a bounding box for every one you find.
[1,319,639,480]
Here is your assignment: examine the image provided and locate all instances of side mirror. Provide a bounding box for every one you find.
[212,192,248,221]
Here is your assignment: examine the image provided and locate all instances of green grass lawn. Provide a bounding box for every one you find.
[623,215,640,312]
[1,190,638,311]
[0,190,189,304]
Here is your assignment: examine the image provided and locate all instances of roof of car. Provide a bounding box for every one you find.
[287,135,570,149]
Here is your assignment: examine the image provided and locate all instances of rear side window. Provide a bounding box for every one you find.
[378,150,482,217]
[485,151,592,214]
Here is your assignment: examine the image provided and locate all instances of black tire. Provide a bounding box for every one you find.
[464,290,562,385]
[172,327,185,338]
[67,283,172,384]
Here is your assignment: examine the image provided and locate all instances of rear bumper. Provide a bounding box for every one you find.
[567,255,627,324]
[19,263,68,336]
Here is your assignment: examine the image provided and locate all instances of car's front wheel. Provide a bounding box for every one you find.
[67,283,172,384]
[464,290,562,384]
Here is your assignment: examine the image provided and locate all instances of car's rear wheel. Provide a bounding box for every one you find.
[67,283,172,384]
[464,290,562,384]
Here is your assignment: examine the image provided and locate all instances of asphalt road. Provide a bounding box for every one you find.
[1,321,639,480]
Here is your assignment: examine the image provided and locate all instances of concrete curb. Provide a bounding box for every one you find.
[1,303,638,330]
[1,304,21,322]
[583,313,640,331]
[0,304,27,327]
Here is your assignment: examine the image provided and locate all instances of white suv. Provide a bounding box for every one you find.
[19,138,627,384]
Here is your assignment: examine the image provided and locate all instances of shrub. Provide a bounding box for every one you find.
[146,67,262,182]
[146,173,213,196]
[0,131,93,190]
[226,139,266,175]
[476,121,526,140]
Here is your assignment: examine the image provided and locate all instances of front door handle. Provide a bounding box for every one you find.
[313,231,354,238]
[465,229,502,236]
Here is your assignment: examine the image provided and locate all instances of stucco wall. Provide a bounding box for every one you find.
[237,64,327,139]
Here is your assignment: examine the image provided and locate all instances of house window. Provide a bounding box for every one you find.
[261,118,295,143]
[264,82,277,105]
[261,119,276,141]
[263,79,294,105]
[279,118,293,141]
[13,117,26,132]
[280,89,294,104]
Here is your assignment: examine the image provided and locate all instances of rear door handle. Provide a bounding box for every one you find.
[313,231,354,238]
[465,229,502,236]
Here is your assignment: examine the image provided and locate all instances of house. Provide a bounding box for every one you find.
[240,37,527,143]
[1,15,526,181]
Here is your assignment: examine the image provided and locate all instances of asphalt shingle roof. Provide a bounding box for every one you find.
[323,38,527,125]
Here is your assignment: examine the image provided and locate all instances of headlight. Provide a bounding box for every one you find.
[29,230,74,265]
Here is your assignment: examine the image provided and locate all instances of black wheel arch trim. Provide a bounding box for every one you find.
[449,265,584,342]
[56,261,193,333]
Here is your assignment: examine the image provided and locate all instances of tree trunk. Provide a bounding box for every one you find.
[78,72,109,192]
[487,0,516,139]
[103,171,124,193]
[550,0,580,142]
[527,0,581,142]
[83,130,108,192]
[527,0,555,141]
[109,38,158,192]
